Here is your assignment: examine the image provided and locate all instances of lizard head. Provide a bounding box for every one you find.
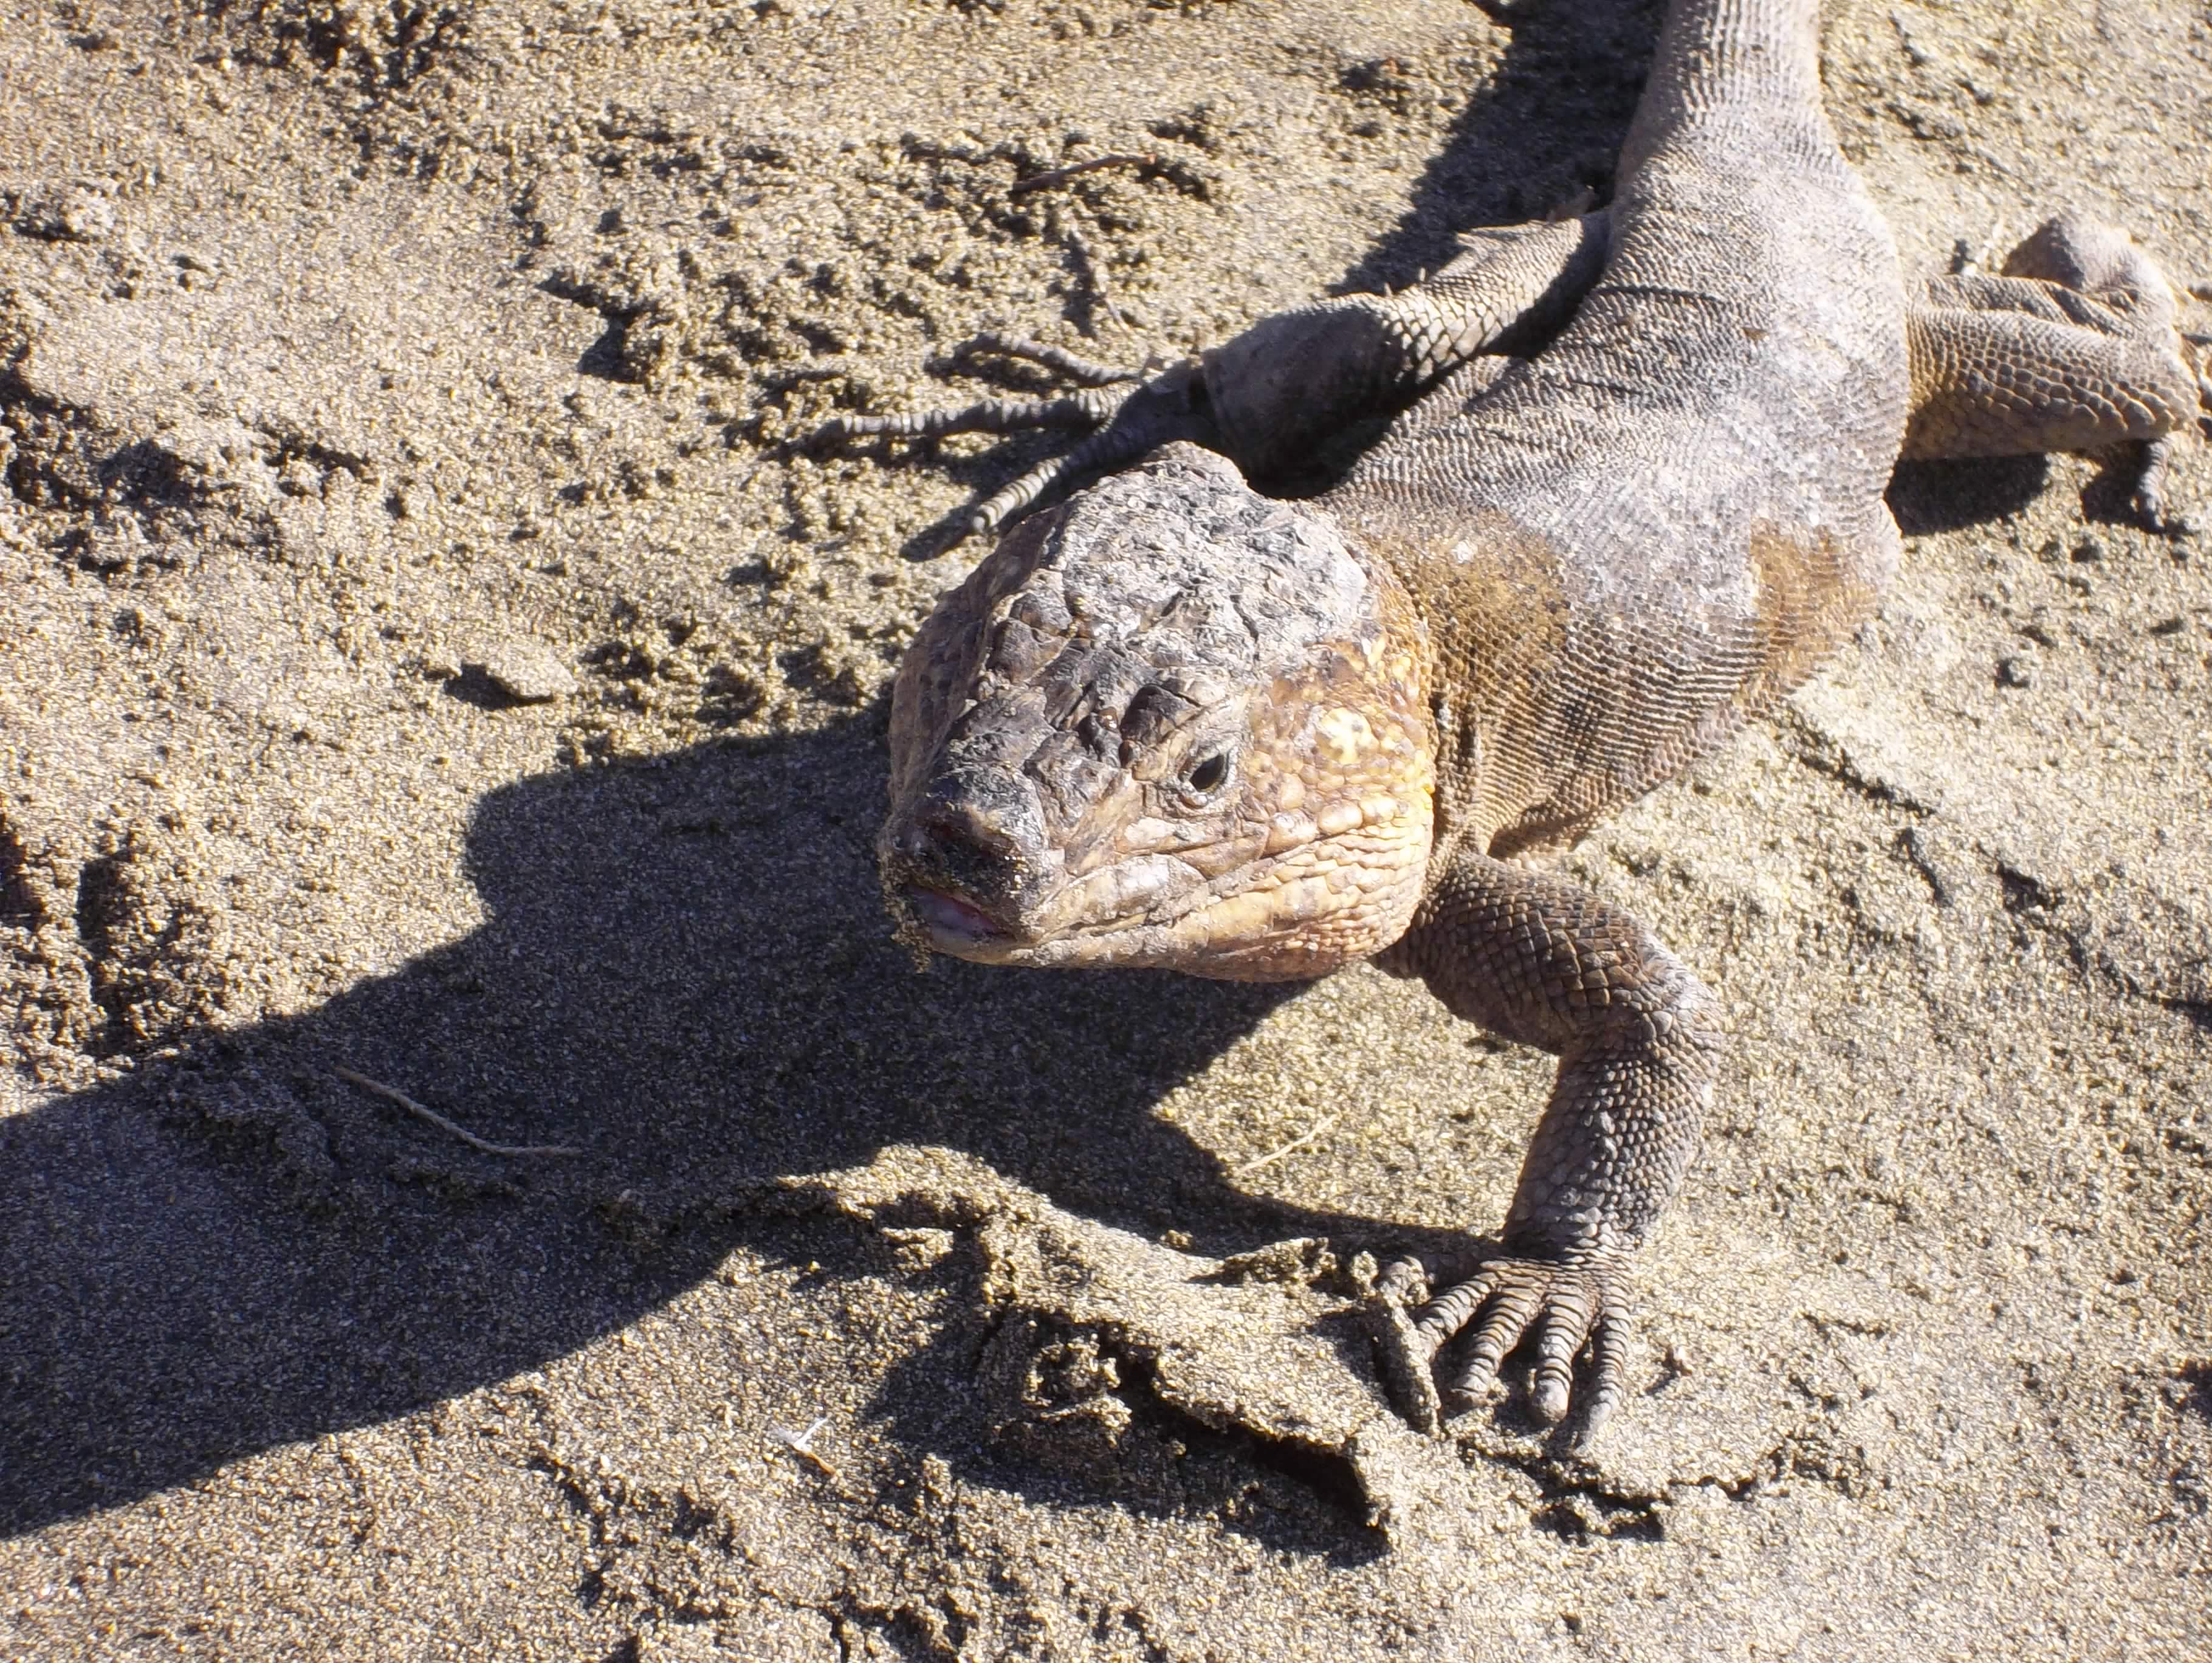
[879,442,1435,982]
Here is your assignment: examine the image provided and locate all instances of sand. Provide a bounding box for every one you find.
[2,1,2208,1657]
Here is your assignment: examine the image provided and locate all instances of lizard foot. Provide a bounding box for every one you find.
[2127,435,2198,537]
[1378,1251,1633,1448]
[809,334,1215,543]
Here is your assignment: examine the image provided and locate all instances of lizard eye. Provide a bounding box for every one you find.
[1183,749,1232,798]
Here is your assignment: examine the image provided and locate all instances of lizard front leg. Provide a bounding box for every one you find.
[813,211,1608,541]
[1373,847,1723,1444]
[1903,214,2207,527]
[1198,211,1609,477]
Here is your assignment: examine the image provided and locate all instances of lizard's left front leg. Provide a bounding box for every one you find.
[812,211,1609,542]
[1375,849,1723,1443]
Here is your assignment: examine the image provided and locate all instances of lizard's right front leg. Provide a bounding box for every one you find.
[812,211,1609,541]
[1373,847,1723,1445]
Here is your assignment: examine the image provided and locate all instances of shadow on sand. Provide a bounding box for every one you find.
[0,709,1488,1538]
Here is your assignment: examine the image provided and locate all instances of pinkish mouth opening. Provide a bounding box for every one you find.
[905,887,1005,946]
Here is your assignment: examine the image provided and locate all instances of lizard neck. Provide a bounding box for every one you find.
[1330,500,1567,857]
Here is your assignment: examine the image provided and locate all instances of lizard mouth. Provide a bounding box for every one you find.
[903,886,1011,951]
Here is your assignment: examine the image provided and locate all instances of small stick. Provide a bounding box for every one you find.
[334,1066,581,1158]
[1234,1113,1342,1177]
[771,1416,839,1478]
[1009,152,1153,198]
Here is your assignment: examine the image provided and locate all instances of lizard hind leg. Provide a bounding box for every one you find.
[1903,214,2205,529]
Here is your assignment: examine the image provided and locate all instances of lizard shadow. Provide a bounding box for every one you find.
[0,709,1478,1546]
[1336,0,1664,297]
[1886,454,2051,535]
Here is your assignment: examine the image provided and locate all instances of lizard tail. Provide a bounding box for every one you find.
[1619,0,1830,181]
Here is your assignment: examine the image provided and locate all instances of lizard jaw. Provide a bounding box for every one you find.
[901,886,1014,952]
[889,809,1435,982]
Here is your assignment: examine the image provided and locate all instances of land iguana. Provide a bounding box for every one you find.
[819,0,2206,1441]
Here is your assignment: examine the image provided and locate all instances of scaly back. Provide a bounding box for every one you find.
[1327,0,1909,857]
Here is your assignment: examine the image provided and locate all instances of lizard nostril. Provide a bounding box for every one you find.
[921,800,1020,861]
[907,800,1028,902]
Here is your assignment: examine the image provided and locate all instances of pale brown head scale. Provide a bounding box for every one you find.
[880,442,1435,982]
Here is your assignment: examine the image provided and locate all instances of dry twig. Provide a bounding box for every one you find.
[771,1416,839,1478]
[1009,152,1154,197]
[334,1066,582,1158]
[1234,1113,1342,1178]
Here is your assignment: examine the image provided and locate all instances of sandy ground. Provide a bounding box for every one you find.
[2,1,2208,1657]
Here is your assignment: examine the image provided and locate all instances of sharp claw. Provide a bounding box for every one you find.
[1376,1255,1429,1307]
[1568,1313,1631,1448]
[1449,1352,1502,1402]
[2131,435,2189,535]
[1370,1264,1445,1435]
[1531,1371,1572,1424]
[957,332,1140,388]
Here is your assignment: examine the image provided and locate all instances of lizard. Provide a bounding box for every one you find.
[820,0,2207,1442]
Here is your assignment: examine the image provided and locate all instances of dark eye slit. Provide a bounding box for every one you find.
[1186,752,1229,794]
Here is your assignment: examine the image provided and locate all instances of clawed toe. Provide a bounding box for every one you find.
[811,385,1128,446]
[953,332,1144,388]
[1374,1253,1633,1442]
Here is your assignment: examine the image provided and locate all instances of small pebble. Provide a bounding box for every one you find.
[14,182,114,243]
[476,640,577,703]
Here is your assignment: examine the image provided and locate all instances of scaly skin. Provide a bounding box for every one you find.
[855,0,2207,1444]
